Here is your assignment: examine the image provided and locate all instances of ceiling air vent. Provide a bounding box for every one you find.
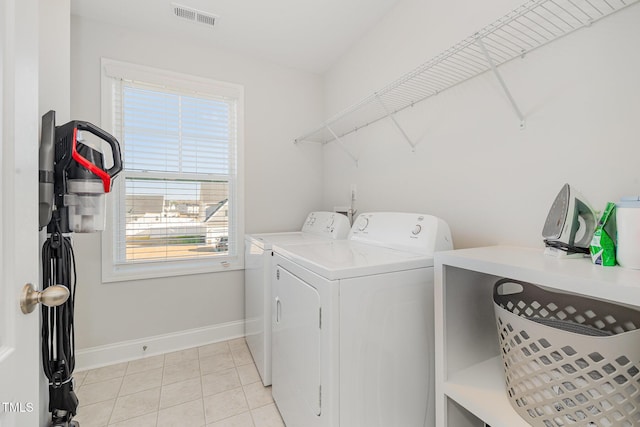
[172,3,217,28]
[197,13,216,27]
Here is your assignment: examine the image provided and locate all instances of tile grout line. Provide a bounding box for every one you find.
[78,338,282,427]
[117,358,161,426]
[199,358,207,427]
[247,384,259,427]
[103,372,124,427]
[154,359,164,427]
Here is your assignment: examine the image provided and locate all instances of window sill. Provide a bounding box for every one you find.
[102,255,244,283]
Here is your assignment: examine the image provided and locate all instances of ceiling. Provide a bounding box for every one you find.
[70,0,402,74]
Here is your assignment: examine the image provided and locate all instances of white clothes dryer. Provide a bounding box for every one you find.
[271,212,452,427]
[244,211,350,386]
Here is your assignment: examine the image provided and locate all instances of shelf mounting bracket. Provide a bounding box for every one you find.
[375,94,417,151]
[476,36,526,129]
[326,124,358,166]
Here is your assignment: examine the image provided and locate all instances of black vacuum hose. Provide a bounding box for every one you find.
[41,218,79,424]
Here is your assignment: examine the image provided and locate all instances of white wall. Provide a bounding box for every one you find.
[40,1,70,122]
[70,16,324,353]
[322,0,640,249]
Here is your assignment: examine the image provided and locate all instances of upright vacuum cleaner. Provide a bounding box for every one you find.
[39,110,122,427]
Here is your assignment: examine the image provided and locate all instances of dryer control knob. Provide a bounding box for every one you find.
[412,224,422,235]
[358,217,369,231]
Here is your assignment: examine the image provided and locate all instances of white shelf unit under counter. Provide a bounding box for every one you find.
[434,246,640,427]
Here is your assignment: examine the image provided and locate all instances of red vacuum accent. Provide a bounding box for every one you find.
[70,127,112,193]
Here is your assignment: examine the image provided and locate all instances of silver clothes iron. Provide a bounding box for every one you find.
[542,183,597,257]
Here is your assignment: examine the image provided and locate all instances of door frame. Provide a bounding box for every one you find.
[0,0,42,425]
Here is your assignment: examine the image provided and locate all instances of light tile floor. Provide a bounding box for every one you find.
[72,338,285,427]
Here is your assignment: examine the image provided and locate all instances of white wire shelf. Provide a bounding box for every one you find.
[294,0,639,147]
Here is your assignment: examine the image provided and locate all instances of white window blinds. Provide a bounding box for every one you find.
[102,60,243,280]
[121,85,233,175]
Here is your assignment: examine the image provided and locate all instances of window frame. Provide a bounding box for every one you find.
[100,58,244,282]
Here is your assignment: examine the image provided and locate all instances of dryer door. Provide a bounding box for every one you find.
[272,266,322,426]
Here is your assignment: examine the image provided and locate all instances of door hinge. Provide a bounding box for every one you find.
[319,307,322,329]
[276,269,280,280]
[319,384,322,409]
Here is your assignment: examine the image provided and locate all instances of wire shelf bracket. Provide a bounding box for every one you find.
[375,94,418,151]
[476,36,526,129]
[326,124,359,166]
[293,0,640,155]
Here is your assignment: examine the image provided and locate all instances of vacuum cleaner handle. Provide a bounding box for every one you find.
[75,121,123,179]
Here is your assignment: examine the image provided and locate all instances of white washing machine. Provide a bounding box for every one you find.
[271,212,452,427]
[245,211,351,386]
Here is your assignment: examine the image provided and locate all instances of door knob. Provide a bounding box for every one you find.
[20,283,69,314]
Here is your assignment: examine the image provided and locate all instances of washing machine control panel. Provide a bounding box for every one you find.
[356,217,369,231]
[301,211,350,239]
[348,212,453,254]
[305,213,317,226]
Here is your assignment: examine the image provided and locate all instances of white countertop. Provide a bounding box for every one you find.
[435,246,640,308]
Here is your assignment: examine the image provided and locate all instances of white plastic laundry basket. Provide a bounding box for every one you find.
[493,279,640,427]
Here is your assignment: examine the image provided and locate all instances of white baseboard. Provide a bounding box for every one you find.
[75,320,245,372]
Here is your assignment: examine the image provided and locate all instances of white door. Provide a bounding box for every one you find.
[0,0,42,425]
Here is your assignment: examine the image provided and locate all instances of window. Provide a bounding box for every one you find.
[101,59,244,281]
